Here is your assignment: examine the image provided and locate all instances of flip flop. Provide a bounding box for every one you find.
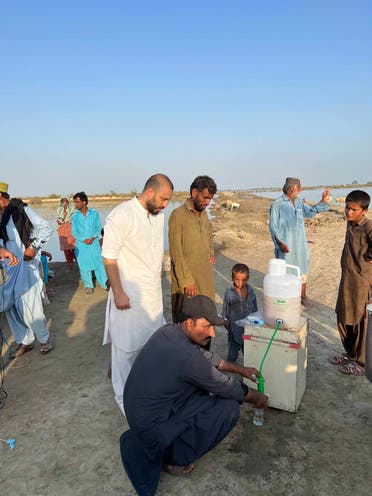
[163,463,195,477]
[338,361,365,376]
[40,339,53,355]
[329,354,351,365]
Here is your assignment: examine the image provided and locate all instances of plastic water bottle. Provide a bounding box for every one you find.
[253,408,264,426]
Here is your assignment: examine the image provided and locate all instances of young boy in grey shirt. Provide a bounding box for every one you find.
[222,263,258,362]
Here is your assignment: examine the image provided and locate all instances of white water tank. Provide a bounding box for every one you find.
[263,259,301,329]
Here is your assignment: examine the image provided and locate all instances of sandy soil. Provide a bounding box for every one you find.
[1,193,371,496]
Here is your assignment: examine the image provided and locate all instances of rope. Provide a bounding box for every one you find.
[0,263,9,409]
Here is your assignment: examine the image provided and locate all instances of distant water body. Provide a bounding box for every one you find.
[251,186,372,204]
[34,199,183,262]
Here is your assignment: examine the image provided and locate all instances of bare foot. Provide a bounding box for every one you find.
[163,462,195,476]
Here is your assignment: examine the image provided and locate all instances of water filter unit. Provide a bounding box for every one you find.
[263,259,301,329]
[244,318,308,412]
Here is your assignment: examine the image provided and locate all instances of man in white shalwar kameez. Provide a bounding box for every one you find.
[102,174,174,414]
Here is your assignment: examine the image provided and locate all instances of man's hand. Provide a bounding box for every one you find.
[184,283,198,297]
[245,389,268,408]
[275,236,289,253]
[240,367,259,383]
[0,247,18,266]
[113,289,131,310]
[218,360,258,384]
[84,237,94,245]
[278,241,289,253]
[321,187,331,203]
[103,258,130,310]
[23,246,36,261]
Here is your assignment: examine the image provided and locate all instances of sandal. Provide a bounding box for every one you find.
[338,361,364,376]
[329,354,351,365]
[10,342,35,359]
[40,339,53,355]
[163,463,195,477]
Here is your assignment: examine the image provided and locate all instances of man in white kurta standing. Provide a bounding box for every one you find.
[102,174,174,415]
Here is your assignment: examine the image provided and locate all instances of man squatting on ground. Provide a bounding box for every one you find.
[120,295,268,496]
[102,174,174,415]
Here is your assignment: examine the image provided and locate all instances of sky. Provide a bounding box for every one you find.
[1,1,371,196]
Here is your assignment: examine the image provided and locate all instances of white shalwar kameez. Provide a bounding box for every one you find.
[102,197,165,414]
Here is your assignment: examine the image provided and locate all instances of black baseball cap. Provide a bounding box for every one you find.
[182,295,225,326]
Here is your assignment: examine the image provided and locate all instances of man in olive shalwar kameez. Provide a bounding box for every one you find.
[169,176,217,338]
[333,190,372,375]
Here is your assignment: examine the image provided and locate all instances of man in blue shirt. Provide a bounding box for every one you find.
[0,184,54,355]
[269,177,331,307]
[72,191,107,294]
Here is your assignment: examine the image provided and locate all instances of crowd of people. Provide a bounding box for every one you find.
[0,183,109,359]
[0,175,371,496]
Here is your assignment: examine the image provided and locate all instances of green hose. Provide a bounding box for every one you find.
[257,319,283,393]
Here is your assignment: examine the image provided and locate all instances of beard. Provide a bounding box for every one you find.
[146,198,162,215]
[192,197,205,212]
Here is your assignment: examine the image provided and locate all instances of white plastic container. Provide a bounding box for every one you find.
[244,318,308,412]
[263,259,301,330]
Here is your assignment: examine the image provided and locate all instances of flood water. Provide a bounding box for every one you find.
[251,186,372,204]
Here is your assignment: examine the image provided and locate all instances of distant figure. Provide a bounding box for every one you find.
[331,190,372,376]
[0,182,54,356]
[56,196,76,267]
[40,250,52,284]
[222,263,258,362]
[102,174,174,415]
[40,250,55,296]
[72,191,107,294]
[168,175,217,343]
[269,177,331,307]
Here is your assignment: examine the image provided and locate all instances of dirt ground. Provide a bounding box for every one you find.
[1,193,372,496]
